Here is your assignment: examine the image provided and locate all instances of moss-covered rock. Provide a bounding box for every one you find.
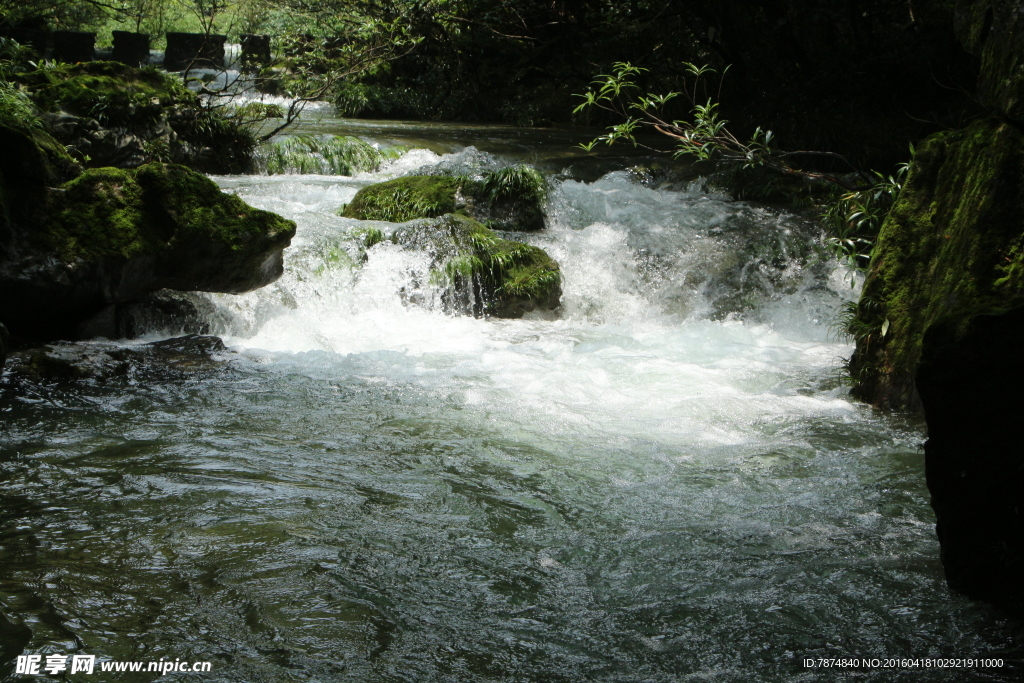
[848,118,1024,410]
[342,175,463,222]
[341,165,548,231]
[0,162,296,340]
[389,213,561,318]
[0,91,81,240]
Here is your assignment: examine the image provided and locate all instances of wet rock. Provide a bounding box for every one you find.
[389,213,561,318]
[7,334,228,383]
[43,111,155,168]
[75,290,229,339]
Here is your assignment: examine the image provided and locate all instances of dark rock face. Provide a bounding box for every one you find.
[917,307,1024,612]
[112,31,150,67]
[51,31,95,64]
[847,0,1024,613]
[849,118,1024,410]
[164,32,226,71]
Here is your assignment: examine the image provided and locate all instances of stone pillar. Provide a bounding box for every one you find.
[112,31,150,67]
[164,32,226,71]
[240,34,271,66]
[52,31,95,63]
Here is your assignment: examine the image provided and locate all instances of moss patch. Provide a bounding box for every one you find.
[18,62,194,116]
[849,117,1024,409]
[341,166,548,231]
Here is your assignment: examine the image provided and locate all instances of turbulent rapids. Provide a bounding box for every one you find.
[0,127,1019,682]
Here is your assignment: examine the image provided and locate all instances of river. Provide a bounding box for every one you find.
[1,113,1020,682]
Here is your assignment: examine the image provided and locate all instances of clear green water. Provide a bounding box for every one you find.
[1,117,1021,682]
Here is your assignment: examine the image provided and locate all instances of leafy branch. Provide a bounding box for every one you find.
[573,61,874,192]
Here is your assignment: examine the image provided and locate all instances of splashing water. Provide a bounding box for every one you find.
[0,137,1020,683]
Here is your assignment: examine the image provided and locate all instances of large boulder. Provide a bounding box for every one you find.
[847,0,1024,613]
[341,165,548,231]
[0,162,295,340]
[956,0,1024,122]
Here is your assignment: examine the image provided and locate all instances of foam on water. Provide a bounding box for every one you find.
[206,149,857,459]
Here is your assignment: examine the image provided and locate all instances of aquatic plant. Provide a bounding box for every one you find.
[262,134,400,175]
[480,164,547,203]
[341,175,464,221]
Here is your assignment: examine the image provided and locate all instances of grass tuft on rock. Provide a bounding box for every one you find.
[262,135,401,175]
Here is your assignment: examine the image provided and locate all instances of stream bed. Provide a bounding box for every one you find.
[1,118,1021,682]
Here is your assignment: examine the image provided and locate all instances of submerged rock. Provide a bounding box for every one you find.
[387,213,560,318]
[341,165,548,231]
[6,334,228,384]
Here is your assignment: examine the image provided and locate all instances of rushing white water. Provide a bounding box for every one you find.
[2,140,1019,683]
[204,153,856,459]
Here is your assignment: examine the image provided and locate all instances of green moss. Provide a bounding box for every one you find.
[46,162,295,263]
[49,167,147,260]
[341,175,465,222]
[849,118,1024,409]
[480,164,547,204]
[18,61,194,115]
[340,166,549,231]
